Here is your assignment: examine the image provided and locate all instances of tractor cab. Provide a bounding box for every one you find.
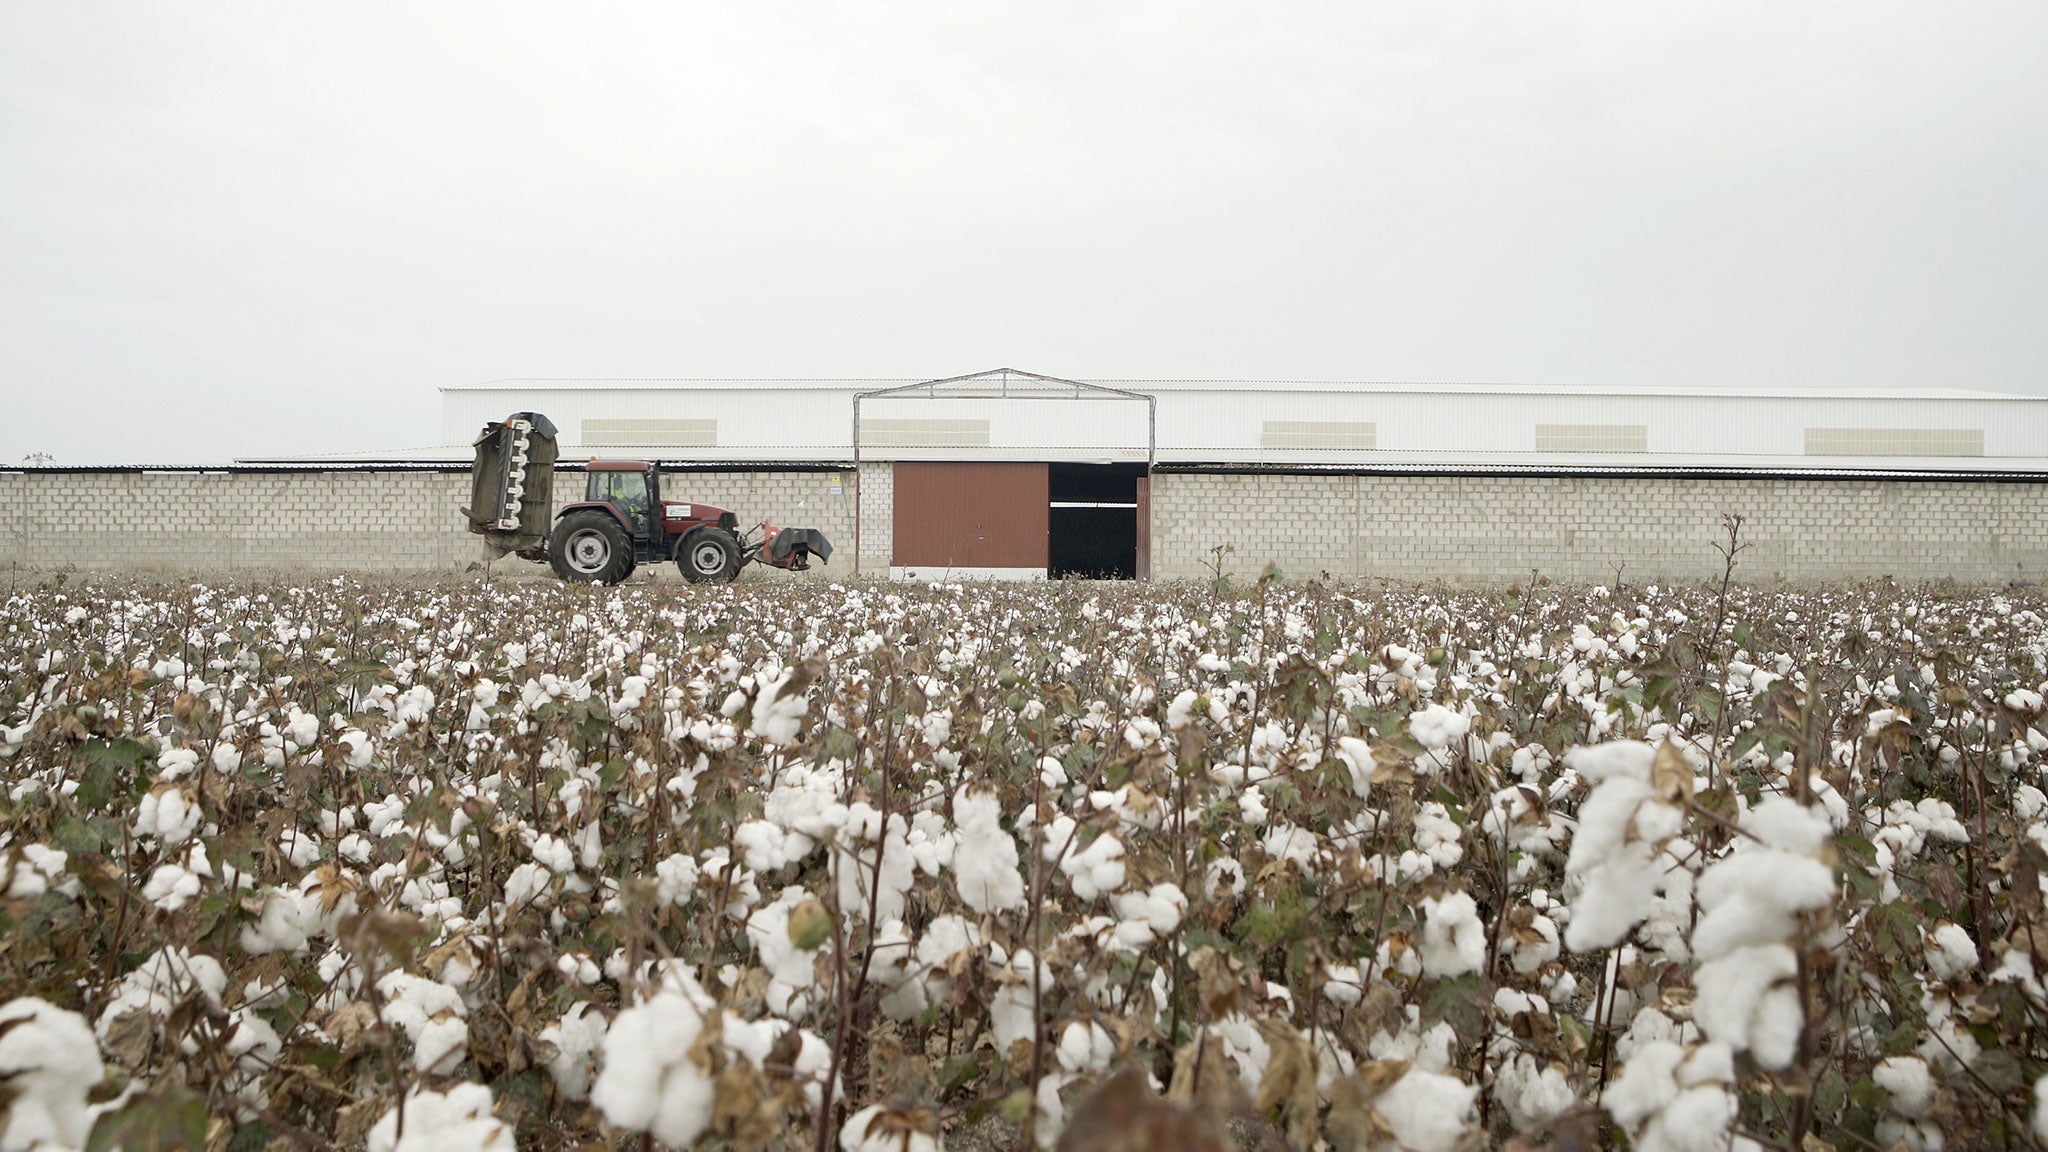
[583,461,656,535]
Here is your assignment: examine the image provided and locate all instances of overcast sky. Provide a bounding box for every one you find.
[4,2,2044,464]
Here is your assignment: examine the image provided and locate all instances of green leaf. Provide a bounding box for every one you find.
[1814,1066,1848,1118]
[1848,1078,1889,1112]
[939,1055,981,1092]
[1974,1046,2025,1096]
[76,738,154,809]
[86,1085,208,1152]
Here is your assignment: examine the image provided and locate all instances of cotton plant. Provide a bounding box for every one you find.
[5,576,2048,1147]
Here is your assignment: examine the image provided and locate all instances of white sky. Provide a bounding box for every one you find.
[4,2,2045,464]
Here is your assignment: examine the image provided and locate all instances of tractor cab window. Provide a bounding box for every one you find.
[587,471,650,533]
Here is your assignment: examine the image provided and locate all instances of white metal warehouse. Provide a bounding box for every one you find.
[406,368,2048,583]
[438,368,2048,472]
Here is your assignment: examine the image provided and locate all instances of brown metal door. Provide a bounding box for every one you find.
[892,462,1048,570]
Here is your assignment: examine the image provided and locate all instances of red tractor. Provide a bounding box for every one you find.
[465,412,832,585]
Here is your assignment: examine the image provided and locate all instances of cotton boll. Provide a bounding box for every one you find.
[1417,891,1487,978]
[530,833,576,875]
[734,821,803,873]
[1374,1067,1478,1152]
[1061,831,1126,901]
[1688,851,1834,961]
[1564,740,1657,783]
[989,984,1037,1065]
[836,813,916,928]
[376,971,470,1074]
[1564,837,1659,952]
[97,947,228,1055]
[1238,787,1268,826]
[953,789,1025,915]
[1055,1020,1116,1075]
[654,853,699,907]
[590,993,716,1148]
[1507,911,1560,974]
[539,1003,608,1102]
[1335,736,1374,799]
[1323,962,1364,1007]
[839,1103,941,1152]
[0,997,104,1152]
[1413,803,1464,869]
[1743,795,1833,857]
[501,861,555,911]
[1692,944,1801,1070]
[746,889,830,1018]
[222,1009,282,1116]
[367,1084,513,1152]
[279,827,321,868]
[555,952,601,987]
[1206,857,1246,900]
[2,844,74,901]
[155,746,200,781]
[1924,923,1979,982]
[1640,1085,1742,1152]
[133,785,201,845]
[1407,703,1470,751]
[1874,1056,1934,1118]
[1599,1040,1745,1151]
[1493,1053,1576,1132]
[238,884,323,955]
[142,859,206,912]
[1107,883,1187,953]
[750,668,809,745]
[1614,1008,1697,1063]
[1561,743,1683,952]
[1603,1040,1683,1130]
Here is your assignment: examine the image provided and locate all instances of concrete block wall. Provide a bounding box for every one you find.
[1148,473,2048,584]
[5,465,2043,584]
[0,467,866,578]
[0,471,480,571]
[854,462,893,575]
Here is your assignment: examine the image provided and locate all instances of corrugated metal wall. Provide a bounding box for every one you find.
[438,380,2048,472]
[891,463,1048,570]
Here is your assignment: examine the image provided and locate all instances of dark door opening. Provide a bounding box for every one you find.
[1049,463,1145,579]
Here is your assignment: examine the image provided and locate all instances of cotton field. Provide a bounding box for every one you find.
[3,574,2048,1152]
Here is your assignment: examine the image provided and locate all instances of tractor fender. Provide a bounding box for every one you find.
[555,501,635,535]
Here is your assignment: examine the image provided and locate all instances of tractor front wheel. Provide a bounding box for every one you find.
[548,511,635,584]
[678,528,743,584]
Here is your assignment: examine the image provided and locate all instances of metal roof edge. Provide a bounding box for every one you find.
[439,376,2047,401]
[1153,461,2048,482]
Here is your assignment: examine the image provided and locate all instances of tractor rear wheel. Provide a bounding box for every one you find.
[548,511,635,584]
[678,528,743,583]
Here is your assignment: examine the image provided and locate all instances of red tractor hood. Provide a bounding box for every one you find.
[659,500,734,527]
